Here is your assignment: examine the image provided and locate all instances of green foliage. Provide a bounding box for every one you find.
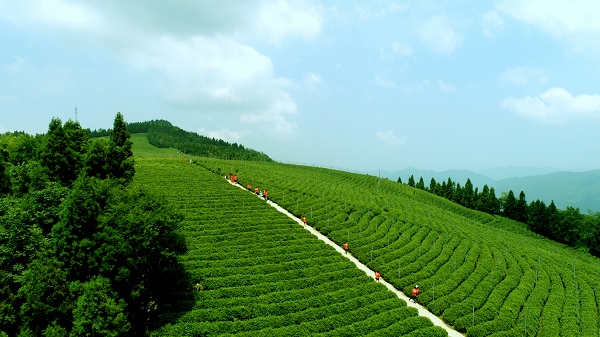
[0,114,186,336]
[108,112,134,184]
[70,276,130,336]
[39,118,88,187]
[18,256,72,335]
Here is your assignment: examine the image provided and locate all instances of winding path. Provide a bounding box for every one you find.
[228,180,464,337]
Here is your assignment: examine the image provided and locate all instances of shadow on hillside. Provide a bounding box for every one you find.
[149,259,196,332]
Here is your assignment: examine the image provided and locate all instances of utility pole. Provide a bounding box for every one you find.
[75,107,78,122]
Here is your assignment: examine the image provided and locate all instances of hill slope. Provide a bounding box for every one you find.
[134,159,446,336]
[195,157,600,336]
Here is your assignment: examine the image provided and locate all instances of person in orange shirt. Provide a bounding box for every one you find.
[343,242,349,254]
[247,183,252,191]
[301,216,307,225]
[263,189,269,200]
[410,285,420,303]
[375,271,381,282]
[255,187,259,195]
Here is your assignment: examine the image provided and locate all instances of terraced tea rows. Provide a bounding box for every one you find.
[134,159,447,336]
[197,158,600,337]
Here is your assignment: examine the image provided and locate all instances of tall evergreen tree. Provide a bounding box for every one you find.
[416,177,425,190]
[39,119,88,187]
[502,190,518,221]
[462,178,475,209]
[488,187,500,215]
[407,175,415,187]
[108,113,134,184]
[516,191,528,223]
[476,185,490,213]
[528,199,548,236]
[429,178,438,194]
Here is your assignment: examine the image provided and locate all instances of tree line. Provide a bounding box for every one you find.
[400,175,600,257]
[85,119,272,162]
[0,113,187,336]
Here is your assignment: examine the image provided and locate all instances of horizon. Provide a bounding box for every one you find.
[2,1,600,173]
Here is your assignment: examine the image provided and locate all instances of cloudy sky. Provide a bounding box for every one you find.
[1,1,600,172]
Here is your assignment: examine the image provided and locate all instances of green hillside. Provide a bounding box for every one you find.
[134,159,446,336]
[131,132,600,336]
[189,159,600,336]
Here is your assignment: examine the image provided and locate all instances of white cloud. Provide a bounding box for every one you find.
[482,10,504,39]
[374,75,395,88]
[3,55,26,73]
[0,0,320,137]
[303,71,323,92]
[376,130,406,145]
[419,16,463,55]
[497,0,600,53]
[380,42,413,61]
[197,127,248,143]
[437,79,457,93]
[500,66,547,85]
[501,87,600,123]
[256,0,322,44]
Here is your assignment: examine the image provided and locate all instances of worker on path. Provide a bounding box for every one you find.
[247,183,252,191]
[410,285,420,303]
[255,187,259,195]
[302,216,307,226]
[263,189,269,200]
[343,242,349,254]
[375,271,381,282]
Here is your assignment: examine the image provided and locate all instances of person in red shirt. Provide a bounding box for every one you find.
[255,187,259,195]
[343,242,349,254]
[263,189,269,200]
[411,285,420,303]
[247,183,252,191]
[301,216,307,225]
[375,271,380,282]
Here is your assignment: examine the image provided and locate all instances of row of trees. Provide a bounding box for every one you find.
[85,119,273,161]
[0,113,187,336]
[402,175,600,256]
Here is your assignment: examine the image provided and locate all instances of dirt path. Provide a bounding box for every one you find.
[228,180,464,337]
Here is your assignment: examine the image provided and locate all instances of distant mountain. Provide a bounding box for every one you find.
[474,166,578,181]
[380,166,600,213]
[378,167,495,189]
[493,170,600,213]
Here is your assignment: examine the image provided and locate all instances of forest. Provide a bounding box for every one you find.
[0,114,187,336]
[402,175,600,255]
[85,119,272,162]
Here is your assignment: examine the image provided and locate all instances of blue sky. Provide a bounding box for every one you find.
[1,1,600,173]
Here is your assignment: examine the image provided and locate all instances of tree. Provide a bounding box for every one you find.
[39,119,88,187]
[18,256,72,335]
[0,158,10,195]
[416,177,425,190]
[83,139,110,179]
[70,277,130,336]
[559,206,583,247]
[516,191,528,223]
[502,190,518,221]
[546,201,562,241]
[429,178,438,194]
[462,178,475,209]
[397,177,402,184]
[488,187,500,215]
[528,199,548,236]
[108,113,134,184]
[407,175,415,187]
